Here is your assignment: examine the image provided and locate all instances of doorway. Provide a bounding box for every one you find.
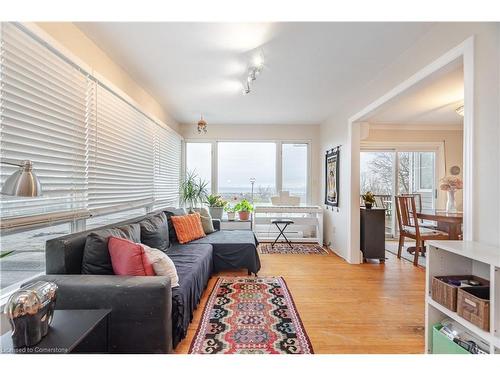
[346,38,473,264]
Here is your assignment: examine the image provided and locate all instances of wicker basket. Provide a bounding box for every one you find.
[457,286,490,331]
[431,275,489,312]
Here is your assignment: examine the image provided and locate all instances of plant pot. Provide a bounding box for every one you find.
[208,207,224,220]
[238,211,251,221]
[227,212,236,221]
[365,203,372,209]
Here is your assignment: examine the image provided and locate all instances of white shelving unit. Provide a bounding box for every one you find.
[425,240,500,354]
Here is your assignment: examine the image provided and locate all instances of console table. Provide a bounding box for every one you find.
[253,205,323,244]
[1,309,111,354]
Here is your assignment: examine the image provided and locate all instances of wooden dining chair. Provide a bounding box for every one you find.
[395,195,449,266]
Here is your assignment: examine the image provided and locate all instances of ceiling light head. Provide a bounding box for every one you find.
[455,105,464,117]
[252,52,264,70]
[197,115,207,134]
[242,82,251,95]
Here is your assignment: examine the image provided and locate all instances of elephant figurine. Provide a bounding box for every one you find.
[4,281,58,348]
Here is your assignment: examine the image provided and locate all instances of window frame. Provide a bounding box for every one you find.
[183,139,312,204]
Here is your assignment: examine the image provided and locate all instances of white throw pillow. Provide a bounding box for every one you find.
[142,244,179,287]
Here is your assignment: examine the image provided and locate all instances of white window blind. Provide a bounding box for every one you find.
[88,84,155,215]
[0,22,183,231]
[154,124,181,207]
[0,23,89,221]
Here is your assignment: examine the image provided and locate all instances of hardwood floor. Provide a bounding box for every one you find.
[174,251,425,354]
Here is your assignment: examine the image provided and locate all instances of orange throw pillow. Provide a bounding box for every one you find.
[170,212,206,244]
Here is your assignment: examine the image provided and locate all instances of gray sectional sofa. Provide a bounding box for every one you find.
[29,207,261,353]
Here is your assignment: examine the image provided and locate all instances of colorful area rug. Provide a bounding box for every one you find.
[189,276,313,354]
[259,242,330,255]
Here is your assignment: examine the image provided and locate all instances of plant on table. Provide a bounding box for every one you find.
[361,191,376,209]
[205,194,227,219]
[180,170,209,210]
[234,199,254,221]
[224,203,236,221]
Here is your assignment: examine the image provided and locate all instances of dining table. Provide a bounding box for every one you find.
[417,209,463,240]
[406,209,463,256]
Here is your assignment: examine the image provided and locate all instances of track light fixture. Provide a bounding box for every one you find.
[242,51,264,96]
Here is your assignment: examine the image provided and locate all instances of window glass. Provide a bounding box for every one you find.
[218,142,276,203]
[0,223,71,292]
[418,152,435,190]
[185,143,212,193]
[282,143,308,203]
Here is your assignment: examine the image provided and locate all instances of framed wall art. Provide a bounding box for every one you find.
[325,147,340,207]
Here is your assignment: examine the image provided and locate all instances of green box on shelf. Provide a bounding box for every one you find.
[432,324,470,354]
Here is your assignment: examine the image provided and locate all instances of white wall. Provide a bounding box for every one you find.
[320,23,500,259]
[180,123,322,204]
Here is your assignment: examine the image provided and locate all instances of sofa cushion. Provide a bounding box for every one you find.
[170,213,206,244]
[164,208,187,244]
[143,244,179,287]
[140,212,169,251]
[108,236,155,276]
[166,243,213,348]
[189,230,261,274]
[197,207,216,234]
[81,223,140,275]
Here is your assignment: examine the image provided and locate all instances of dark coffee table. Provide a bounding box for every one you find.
[1,309,111,354]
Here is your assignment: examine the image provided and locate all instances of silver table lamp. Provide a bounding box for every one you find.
[1,159,42,197]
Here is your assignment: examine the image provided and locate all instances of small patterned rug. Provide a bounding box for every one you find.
[258,242,330,255]
[189,276,313,354]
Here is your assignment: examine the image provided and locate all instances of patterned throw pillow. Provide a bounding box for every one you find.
[170,212,206,244]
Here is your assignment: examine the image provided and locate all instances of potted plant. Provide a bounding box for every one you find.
[234,199,254,221]
[180,170,209,210]
[224,204,236,221]
[361,191,376,209]
[205,194,227,219]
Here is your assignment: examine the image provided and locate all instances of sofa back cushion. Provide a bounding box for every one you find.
[140,212,169,251]
[190,207,215,235]
[170,212,206,244]
[108,237,155,276]
[81,224,140,275]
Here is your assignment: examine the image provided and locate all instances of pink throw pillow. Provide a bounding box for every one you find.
[108,236,155,276]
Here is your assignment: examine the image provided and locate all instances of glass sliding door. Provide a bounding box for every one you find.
[397,151,436,210]
[360,151,395,237]
[361,149,437,238]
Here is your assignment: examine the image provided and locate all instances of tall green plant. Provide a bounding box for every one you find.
[180,170,209,209]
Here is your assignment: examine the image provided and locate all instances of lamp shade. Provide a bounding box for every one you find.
[1,162,42,197]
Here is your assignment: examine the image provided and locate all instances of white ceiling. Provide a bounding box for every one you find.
[76,22,435,125]
[367,59,464,126]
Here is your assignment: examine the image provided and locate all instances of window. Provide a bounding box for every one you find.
[282,143,308,203]
[185,143,212,193]
[0,23,182,291]
[416,152,435,191]
[0,223,70,293]
[218,142,276,203]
